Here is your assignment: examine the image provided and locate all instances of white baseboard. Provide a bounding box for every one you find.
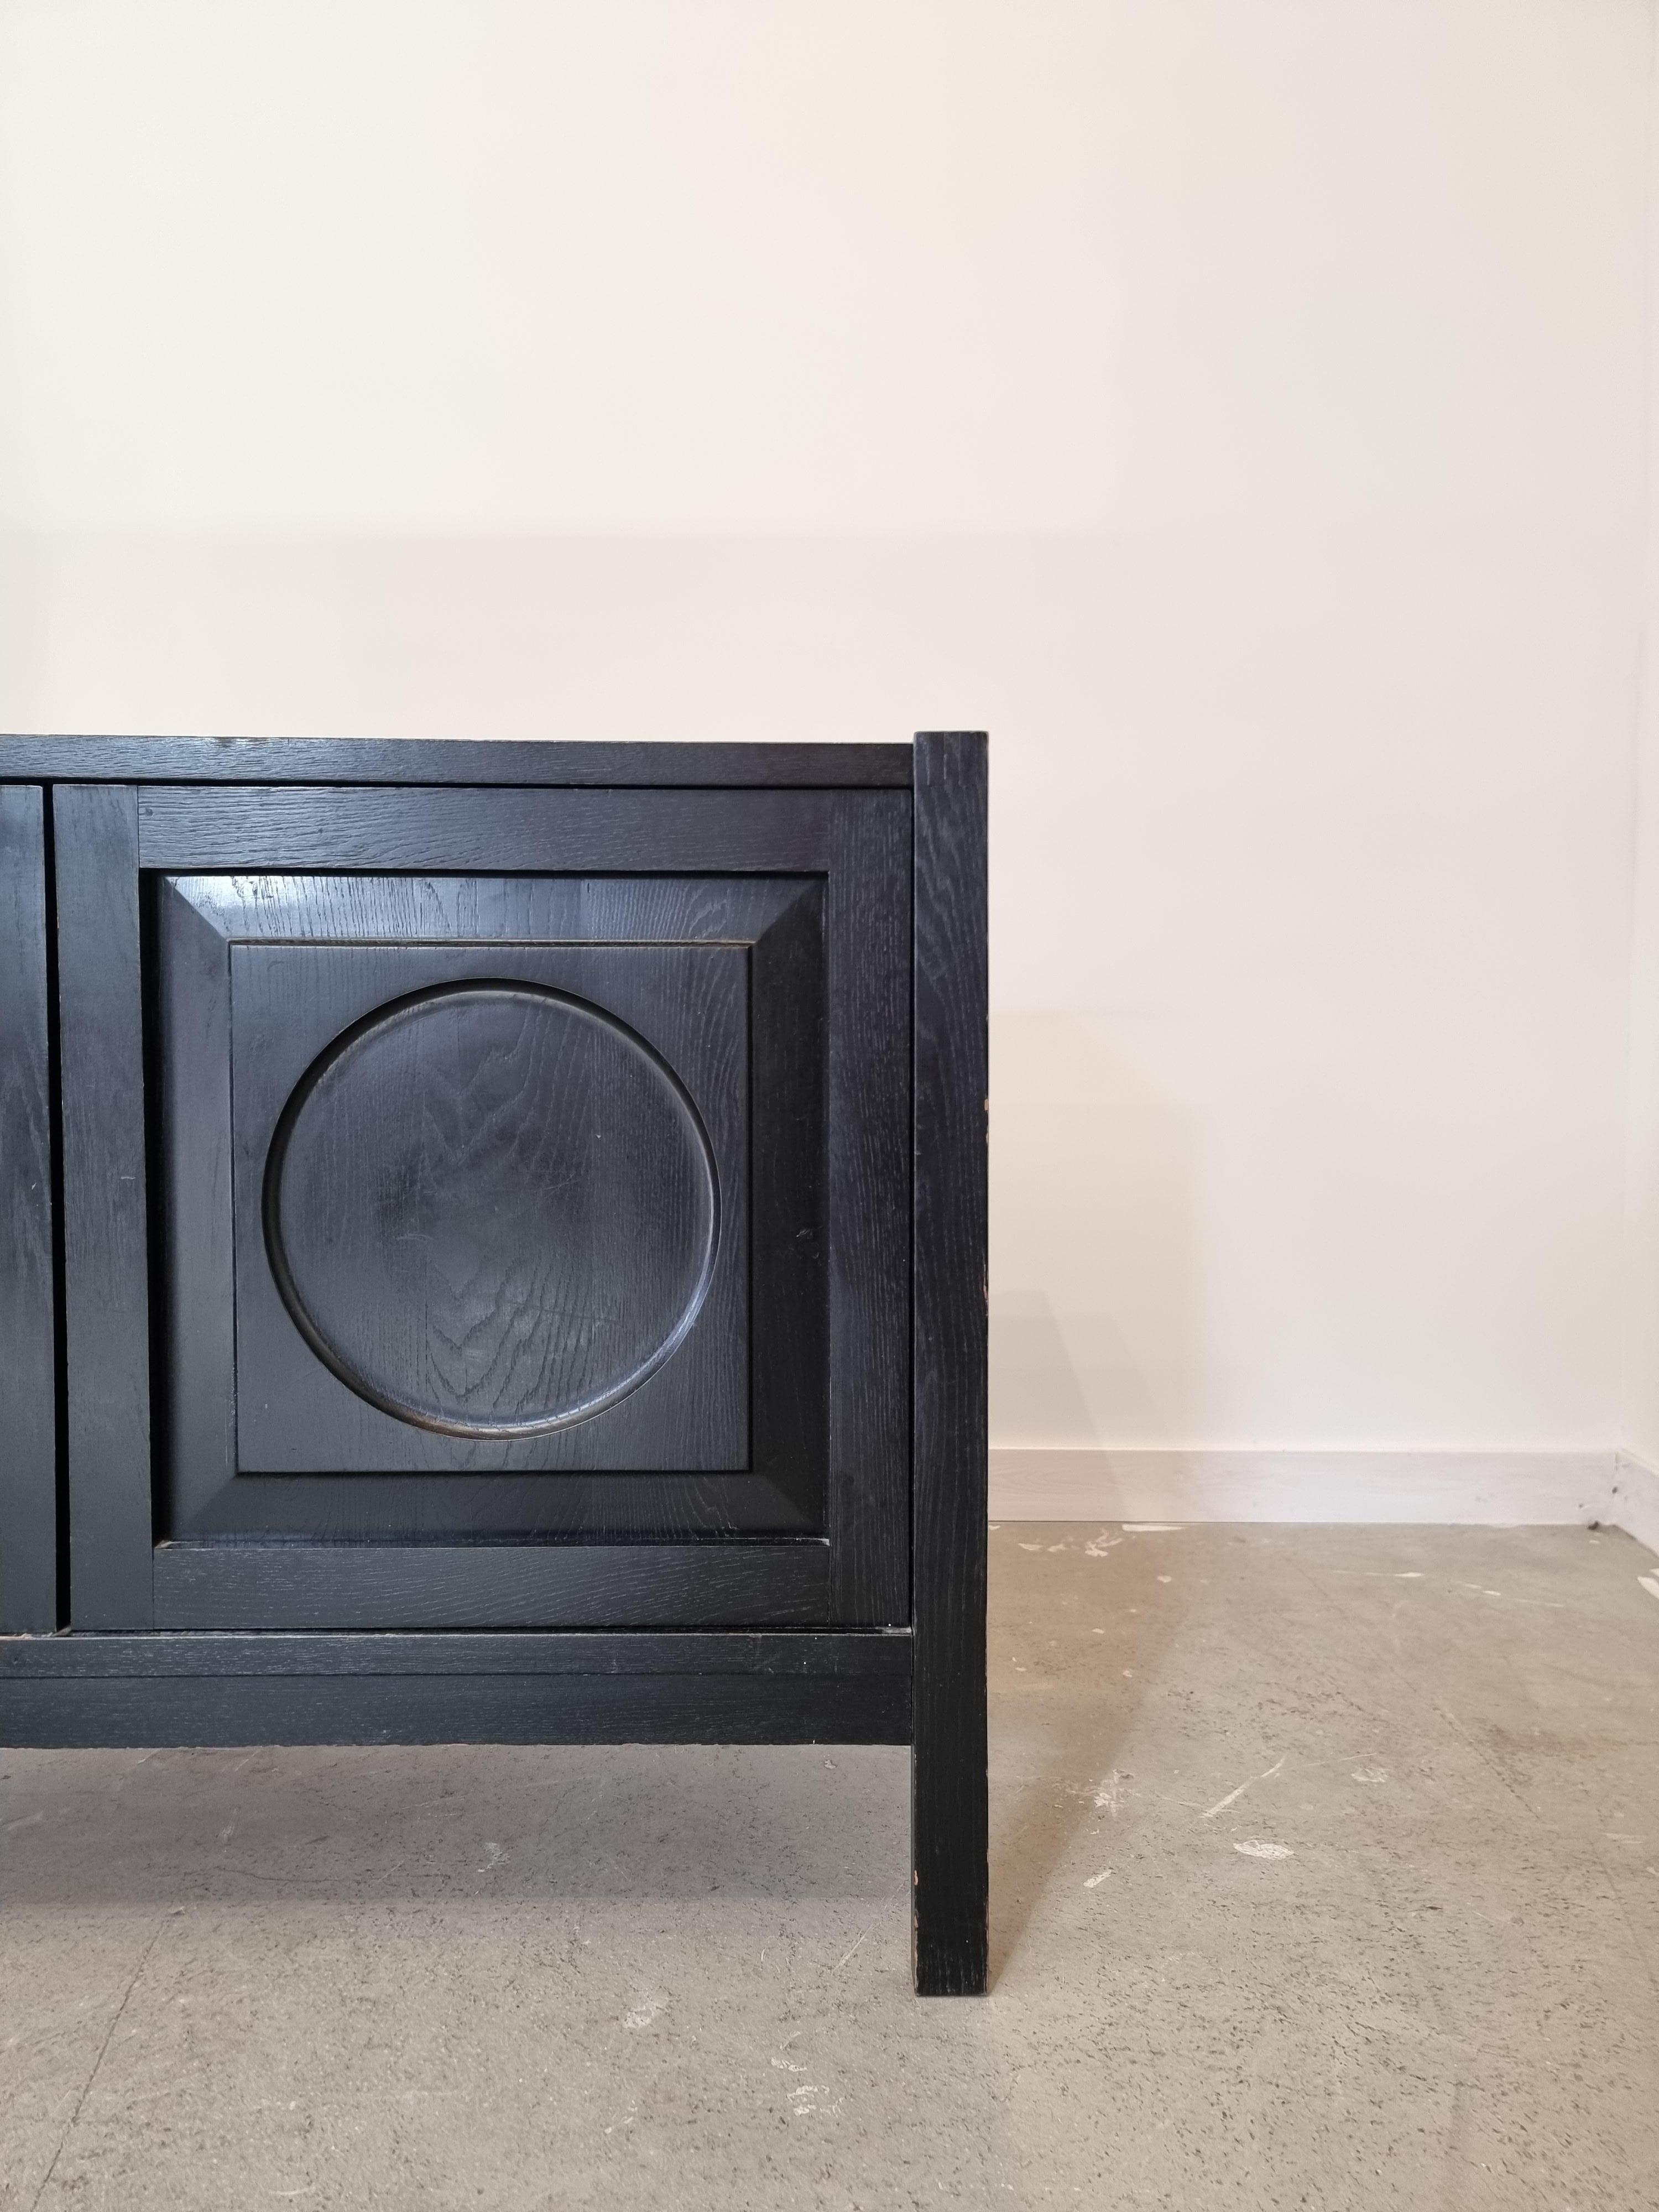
[1610,1453,1659,1557]
[988,1447,1642,1537]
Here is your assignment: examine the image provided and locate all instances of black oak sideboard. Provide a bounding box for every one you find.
[0,732,988,1996]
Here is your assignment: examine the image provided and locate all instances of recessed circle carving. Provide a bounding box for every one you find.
[263,983,719,1436]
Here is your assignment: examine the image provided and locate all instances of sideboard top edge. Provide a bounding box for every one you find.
[0,737,915,789]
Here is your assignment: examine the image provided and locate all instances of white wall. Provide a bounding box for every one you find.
[1624,23,1659,1479]
[1,2,1651,1464]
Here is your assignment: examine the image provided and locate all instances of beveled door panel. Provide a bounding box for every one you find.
[157,873,817,1545]
[232,938,749,1472]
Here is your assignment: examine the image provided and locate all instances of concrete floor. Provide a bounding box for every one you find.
[3,1525,1658,2211]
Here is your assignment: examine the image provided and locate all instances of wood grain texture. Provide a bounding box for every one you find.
[231,939,748,1477]
[54,785,154,1629]
[0,1628,910,1678]
[159,875,805,1538]
[138,784,880,873]
[825,795,912,1624]
[0,1626,911,1744]
[0,1668,909,1748]
[170,1470,815,1544]
[41,773,910,1648]
[0,736,911,789]
[747,875,828,1535]
[910,731,989,1996]
[142,786,904,1569]
[167,867,808,947]
[0,787,58,1631]
[155,879,237,1535]
[151,1539,831,1630]
[145,802,905,1627]
[264,980,724,1438]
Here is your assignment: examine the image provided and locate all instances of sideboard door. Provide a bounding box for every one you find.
[52,783,910,1632]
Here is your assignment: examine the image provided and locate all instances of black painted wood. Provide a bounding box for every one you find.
[54,785,154,1630]
[154,874,237,1531]
[136,783,887,873]
[2,732,993,1998]
[910,732,989,1996]
[745,878,828,1541]
[265,982,721,1438]
[134,788,907,1629]
[0,1625,910,1742]
[0,735,911,788]
[0,788,58,1632]
[826,795,911,1624]
[165,868,812,945]
[232,941,748,1474]
[151,1540,830,1630]
[158,874,823,1542]
[0,1667,910,1749]
[0,1629,910,1678]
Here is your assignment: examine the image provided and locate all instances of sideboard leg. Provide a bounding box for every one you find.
[911,1647,988,1995]
[911,731,988,1996]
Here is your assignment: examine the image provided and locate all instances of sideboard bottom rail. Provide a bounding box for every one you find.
[0,1630,912,1748]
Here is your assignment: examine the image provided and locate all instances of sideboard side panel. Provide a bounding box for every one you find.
[55,785,154,1629]
[0,787,58,1632]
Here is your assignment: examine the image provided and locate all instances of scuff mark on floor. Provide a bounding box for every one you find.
[1202,1753,1286,1822]
[1454,1583,1566,1609]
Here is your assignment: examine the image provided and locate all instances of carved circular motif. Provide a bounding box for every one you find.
[263,983,719,1436]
